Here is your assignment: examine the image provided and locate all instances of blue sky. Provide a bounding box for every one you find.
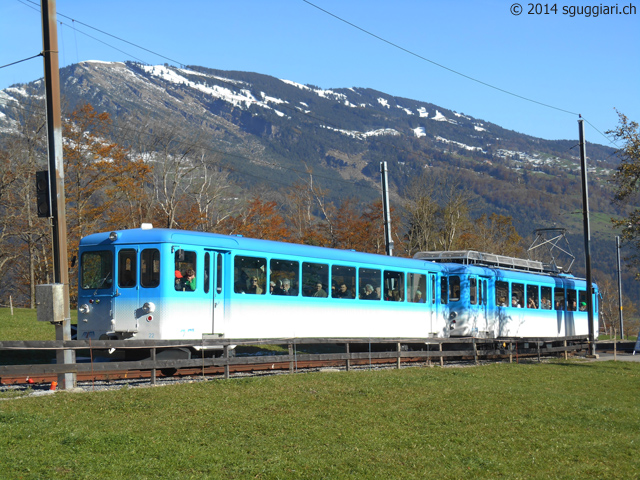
[1,0,638,145]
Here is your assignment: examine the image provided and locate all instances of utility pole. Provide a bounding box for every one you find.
[380,161,393,256]
[41,0,75,388]
[616,236,624,339]
[578,118,596,356]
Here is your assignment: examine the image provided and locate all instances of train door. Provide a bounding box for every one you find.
[428,273,437,334]
[205,250,226,334]
[112,246,140,335]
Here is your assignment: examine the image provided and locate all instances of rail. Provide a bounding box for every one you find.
[0,336,591,387]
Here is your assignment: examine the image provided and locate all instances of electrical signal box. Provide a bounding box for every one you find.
[36,170,51,218]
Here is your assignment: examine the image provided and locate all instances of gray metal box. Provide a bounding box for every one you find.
[36,284,65,323]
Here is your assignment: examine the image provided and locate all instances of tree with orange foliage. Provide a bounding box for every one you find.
[219,196,289,241]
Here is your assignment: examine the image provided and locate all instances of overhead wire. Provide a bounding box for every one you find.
[301,0,618,147]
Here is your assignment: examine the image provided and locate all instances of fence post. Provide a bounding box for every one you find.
[563,340,567,360]
[150,347,156,385]
[473,339,478,365]
[439,342,444,367]
[509,342,513,363]
[288,343,294,373]
[346,343,350,371]
[537,341,541,363]
[396,342,401,369]
[224,345,230,380]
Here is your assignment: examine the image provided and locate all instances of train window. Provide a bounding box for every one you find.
[384,271,404,301]
[359,268,381,300]
[470,277,477,305]
[541,286,552,309]
[175,250,196,291]
[302,262,329,298]
[204,253,210,294]
[511,283,524,308]
[441,277,448,304]
[567,289,577,311]
[270,259,299,296]
[118,249,137,288]
[554,288,565,310]
[408,273,427,303]
[526,285,539,309]
[217,253,223,295]
[496,281,509,306]
[81,251,113,290]
[140,249,160,288]
[578,291,587,311]
[449,276,460,302]
[431,275,436,305]
[234,256,266,294]
[332,265,355,299]
[482,279,488,305]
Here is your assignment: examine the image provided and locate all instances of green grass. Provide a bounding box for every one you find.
[1,361,638,479]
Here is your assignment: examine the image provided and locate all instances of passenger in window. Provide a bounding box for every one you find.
[335,283,351,298]
[312,283,328,297]
[414,290,425,303]
[234,271,248,293]
[527,297,537,309]
[175,270,183,289]
[579,302,587,311]
[361,284,376,300]
[512,296,522,308]
[280,279,297,296]
[375,286,381,299]
[181,269,196,291]
[247,277,263,294]
[498,297,507,307]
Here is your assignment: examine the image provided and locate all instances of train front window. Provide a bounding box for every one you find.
[141,249,160,288]
[81,251,113,290]
[449,276,460,302]
[175,250,197,292]
[332,265,355,299]
[441,277,448,304]
[234,255,266,294]
[118,249,137,288]
[359,268,381,300]
[302,262,329,298]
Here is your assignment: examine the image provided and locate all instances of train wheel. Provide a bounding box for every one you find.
[160,368,177,377]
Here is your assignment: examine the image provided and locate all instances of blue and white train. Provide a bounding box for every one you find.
[76,225,598,344]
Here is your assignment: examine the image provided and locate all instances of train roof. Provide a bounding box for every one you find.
[79,226,443,271]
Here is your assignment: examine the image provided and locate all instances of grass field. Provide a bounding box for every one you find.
[1,361,639,479]
[0,307,78,341]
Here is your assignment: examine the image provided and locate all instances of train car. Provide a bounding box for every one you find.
[76,225,451,344]
[415,251,598,339]
[76,226,598,347]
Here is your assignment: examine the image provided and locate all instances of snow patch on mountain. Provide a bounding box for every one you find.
[417,107,428,118]
[436,136,486,153]
[413,127,426,138]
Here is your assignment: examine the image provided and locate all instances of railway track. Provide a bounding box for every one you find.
[0,356,441,389]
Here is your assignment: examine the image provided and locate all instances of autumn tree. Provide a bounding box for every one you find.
[0,95,51,307]
[219,196,289,241]
[608,111,640,279]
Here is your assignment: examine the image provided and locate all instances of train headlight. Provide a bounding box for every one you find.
[79,304,90,314]
[142,302,156,313]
